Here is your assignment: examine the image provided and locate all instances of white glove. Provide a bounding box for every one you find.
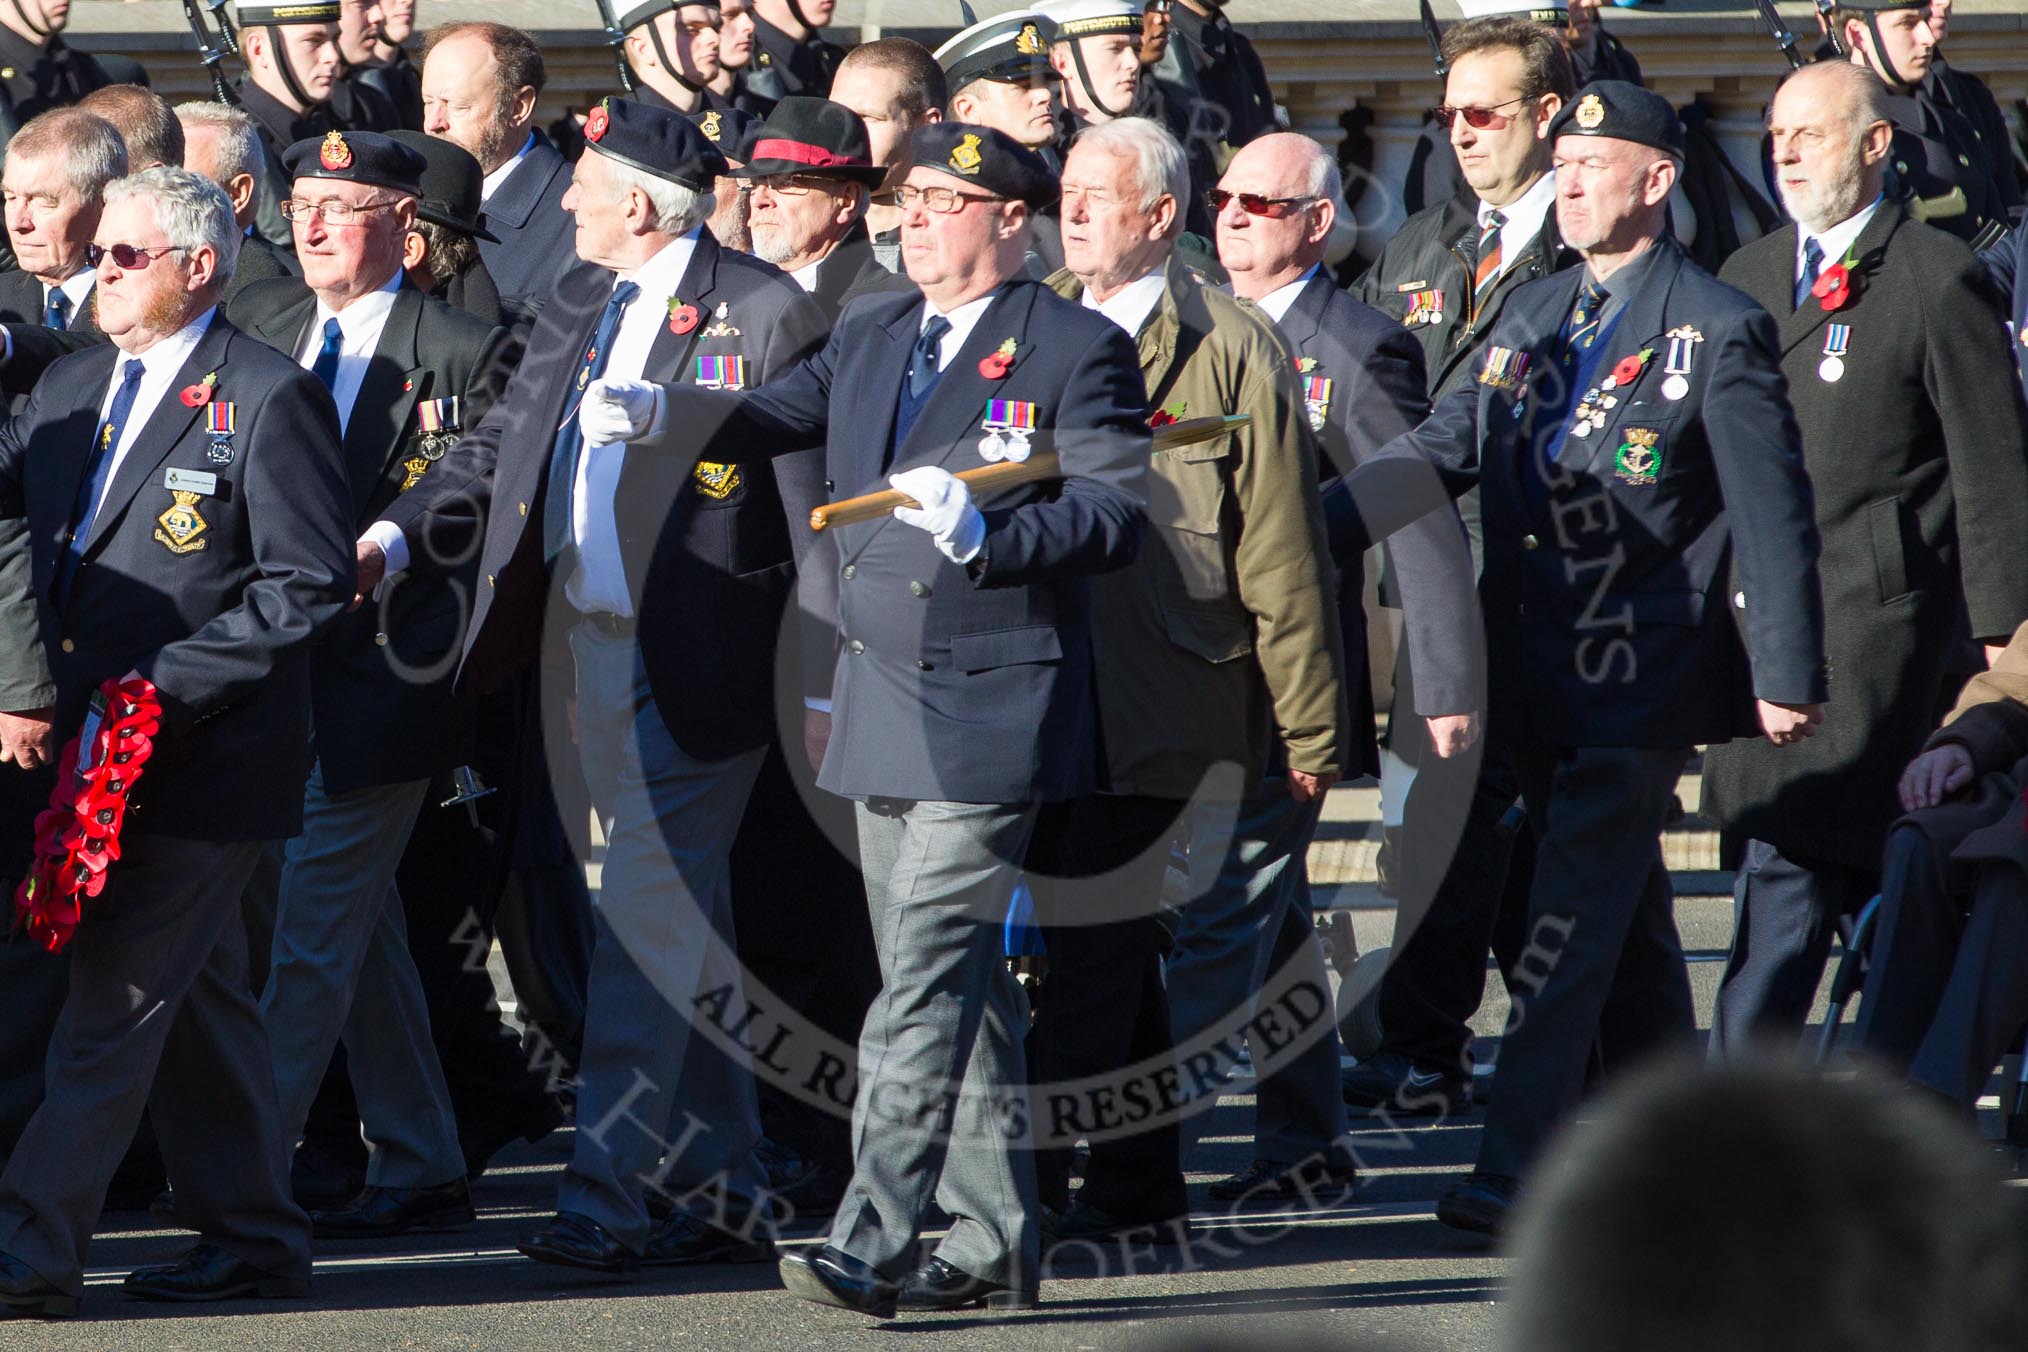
[890,466,985,564]
[579,377,663,449]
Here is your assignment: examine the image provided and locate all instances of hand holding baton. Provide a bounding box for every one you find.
[808,414,1252,532]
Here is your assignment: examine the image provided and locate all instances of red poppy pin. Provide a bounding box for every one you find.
[667,297,699,335]
[1147,400,1187,429]
[1812,254,1856,312]
[586,102,611,145]
[1609,348,1653,388]
[978,337,1018,380]
[179,371,218,407]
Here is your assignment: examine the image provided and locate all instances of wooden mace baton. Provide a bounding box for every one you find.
[808,414,1252,532]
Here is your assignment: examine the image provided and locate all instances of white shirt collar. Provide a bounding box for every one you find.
[917,286,1001,372]
[479,132,538,206]
[123,306,215,382]
[1256,262,1323,324]
[1081,267,1167,338]
[311,267,402,335]
[1798,194,1884,280]
[791,257,824,293]
[621,229,702,302]
[87,307,219,519]
[47,269,95,316]
[1477,170,1556,276]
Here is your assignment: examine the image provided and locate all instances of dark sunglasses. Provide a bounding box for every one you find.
[1430,95,1534,131]
[87,243,187,269]
[1206,189,1318,219]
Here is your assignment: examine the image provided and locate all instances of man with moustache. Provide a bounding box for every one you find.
[1703,61,2028,1057]
[356,99,828,1273]
[0,164,353,1317]
[226,130,513,1239]
[1339,81,1827,1233]
[421,21,573,322]
[1343,13,1578,1120]
[744,97,903,314]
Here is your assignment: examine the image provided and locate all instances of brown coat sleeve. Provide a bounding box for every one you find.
[1927,619,2028,773]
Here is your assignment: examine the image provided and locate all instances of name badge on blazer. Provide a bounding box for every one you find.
[163,467,218,496]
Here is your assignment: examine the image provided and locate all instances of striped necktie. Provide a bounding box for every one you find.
[1561,278,1609,358]
[1471,210,1505,321]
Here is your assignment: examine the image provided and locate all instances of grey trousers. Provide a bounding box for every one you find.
[0,835,310,1294]
[830,798,1039,1288]
[1170,779,1348,1167]
[558,620,768,1251]
[254,763,463,1188]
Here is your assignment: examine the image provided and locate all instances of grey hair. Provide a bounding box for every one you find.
[173,100,263,188]
[103,167,240,289]
[1073,116,1189,218]
[8,108,128,205]
[1296,139,1344,212]
[600,155,716,236]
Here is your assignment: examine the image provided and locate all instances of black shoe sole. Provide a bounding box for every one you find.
[0,1290,79,1319]
[778,1256,896,1319]
[642,1239,776,1267]
[1434,1195,1505,1236]
[518,1242,639,1275]
[313,1204,476,1239]
[122,1276,309,1303]
[897,1287,1038,1312]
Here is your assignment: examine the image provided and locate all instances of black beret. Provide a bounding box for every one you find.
[282,129,427,197]
[235,1,341,23]
[386,130,498,243]
[687,106,760,165]
[909,122,1058,209]
[1547,80,1685,160]
[582,97,727,192]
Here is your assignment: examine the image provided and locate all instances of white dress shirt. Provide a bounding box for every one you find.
[567,230,702,618]
[1256,263,1324,324]
[1081,268,1166,337]
[1796,194,1884,287]
[791,257,824,293]
[85,308,217,521]
[917,287,999,368]
[1478,170,1556,277]
[293,270,402,434]
[479,132,537,206]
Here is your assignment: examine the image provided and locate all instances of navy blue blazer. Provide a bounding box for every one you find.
[1344,237,1828,749]
[476,135,577,323]
[0,316,354,840]
[635,279,1150,805]
[1978,226,2028,405]
[1277,274,1478,771]
[383,233,829,763]
[229,280,514,794]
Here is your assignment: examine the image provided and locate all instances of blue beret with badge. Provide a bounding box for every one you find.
[282,129,428,196]
[909,121,1058,209]
[1547,79,1685,160]
[583,96,728,193]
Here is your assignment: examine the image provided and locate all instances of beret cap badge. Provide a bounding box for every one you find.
[319,130,352,171]
[950,132,985,175]
[1574,93,1605,130]
[700,109,723,142]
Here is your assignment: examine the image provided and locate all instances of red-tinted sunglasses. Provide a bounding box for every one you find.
[1430,94,1533,131]
[1206,189,1318,219]
[87,243,186,269]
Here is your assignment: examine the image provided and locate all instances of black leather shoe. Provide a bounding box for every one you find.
[1208,1157,1358,1204]
[122,1243,309,1303]
[1436,1172,1518,1236]
[1341,1052,1472,1117]
[518,1211,640,1274]
[0,1251,78,1319]
[149,1189,183,1228]
[1043,1200,1188,1248]
[778,1245,897,1318]
[312,1179,475,1238]
[291,1141,367,1210]
[897,1256,1035,1311]
[463,1098,567,1182]
[643,1209,775,1266]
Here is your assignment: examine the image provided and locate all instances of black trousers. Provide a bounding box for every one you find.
[727,741,877,1175]
[1708,838,1878,1060]
[1375,739,1534,1077]
[1025,793,1189,1223]
[1856,826,2028,1107]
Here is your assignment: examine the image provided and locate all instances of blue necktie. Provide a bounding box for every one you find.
[55,358,145,611]
[1560,278,1609,358]
[909,315,950,398]
[1797,238,1823,311]
[310,317,344,392]
[543,279,641,566]
[44,288,70,331]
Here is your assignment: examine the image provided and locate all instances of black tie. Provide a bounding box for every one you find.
[910,315,951,398]
[1797,238,1823,311]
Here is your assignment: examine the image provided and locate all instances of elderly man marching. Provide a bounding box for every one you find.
[577,122,1151,1315]
[1340,82,1829,1234]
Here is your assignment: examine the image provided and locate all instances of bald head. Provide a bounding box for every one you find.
[1768,60,1892,234]
[1215,132,1341,301]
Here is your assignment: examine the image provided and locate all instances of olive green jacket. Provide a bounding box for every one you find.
[1046,256,1347,798]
